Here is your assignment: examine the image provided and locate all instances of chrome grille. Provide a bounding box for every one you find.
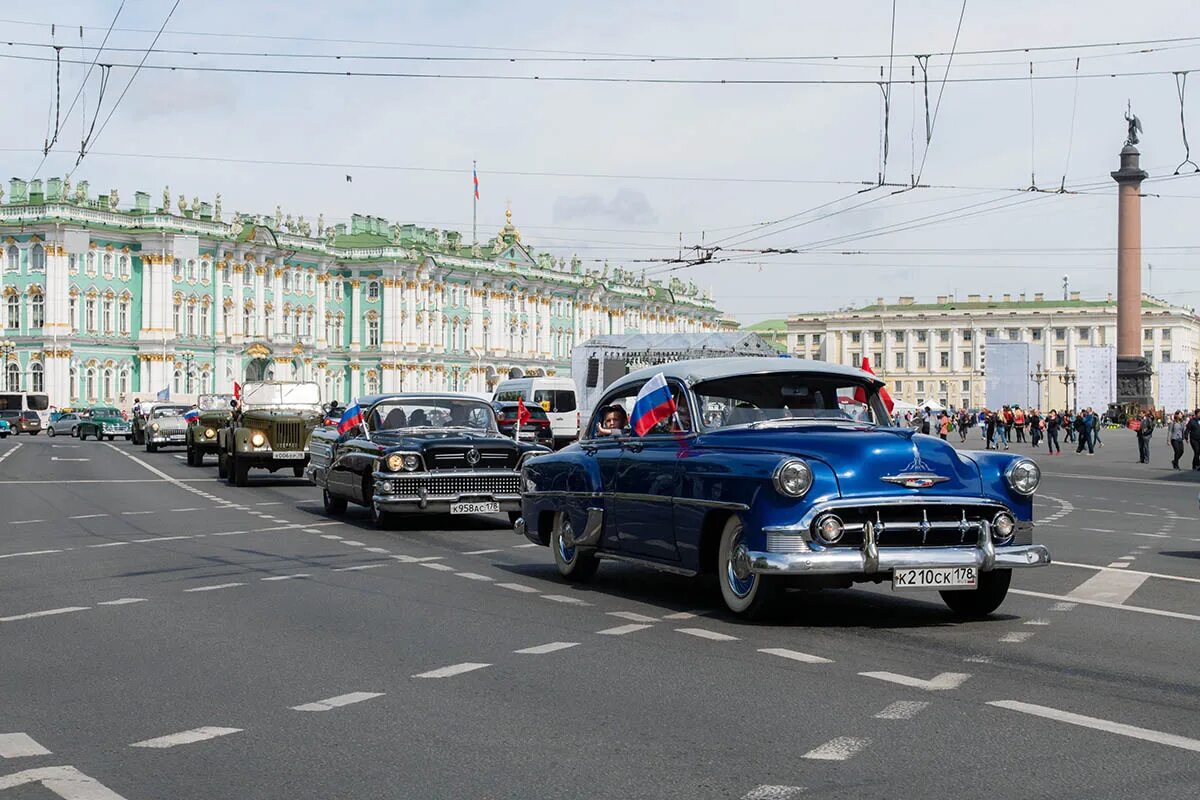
[766,532,811,554]
[818,503,996,548]
[270,421,305,451]
[427,447,516,469]
[380,472,520,497]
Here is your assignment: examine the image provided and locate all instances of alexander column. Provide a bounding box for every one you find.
[1111,106,1153,407]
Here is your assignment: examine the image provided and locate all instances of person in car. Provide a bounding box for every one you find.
[597,405,628,436]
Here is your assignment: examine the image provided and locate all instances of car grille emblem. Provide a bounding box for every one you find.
[881,442,950,489]
[465,448,481,466]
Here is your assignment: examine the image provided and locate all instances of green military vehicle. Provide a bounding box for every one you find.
[217,381,323,487]
[186,393,235,466]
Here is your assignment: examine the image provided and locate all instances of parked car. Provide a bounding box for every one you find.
[492,401,555,447]
[47,412,84,438]
[0,418,10,438]
[77,407,132,441]
[307,393,549,528]
[0,409,41,435]
[186,393,235,466]
[494,375,579,448]
[143,405,191,452]
[218,381,322,486]
[516,358,1050,619]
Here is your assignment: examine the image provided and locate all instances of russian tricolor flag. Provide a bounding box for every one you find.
[473,165,480,200]
[631,372,677,437]
[337,403,364,435]
[183,407,200,425]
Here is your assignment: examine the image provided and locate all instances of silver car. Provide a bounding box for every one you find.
[144,404,191,452]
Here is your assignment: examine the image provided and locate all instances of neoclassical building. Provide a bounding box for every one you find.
[0,177,726,407]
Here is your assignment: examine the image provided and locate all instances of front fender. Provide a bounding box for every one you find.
[957,450,1035,521]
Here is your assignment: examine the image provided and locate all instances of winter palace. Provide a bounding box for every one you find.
[0,177,727,407]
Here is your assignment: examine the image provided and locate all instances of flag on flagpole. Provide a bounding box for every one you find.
[156,386,169,401]
[183,407,200,425]
[233,382,241,402]
[631,372,677,436]
[857,357,895,413]
[473,165,480,199]
[336,403,364,435]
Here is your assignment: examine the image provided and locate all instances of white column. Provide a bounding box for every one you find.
[214,262,226,339]
[471,289,483,349]
[316,277,327,347]
[254,267,266,339]
[271,269,283,341]
[382,278,398,349]
[231,265,244,340]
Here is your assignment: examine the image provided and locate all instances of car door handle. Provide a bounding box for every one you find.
[582,444,598,455]
[625,441,643,453]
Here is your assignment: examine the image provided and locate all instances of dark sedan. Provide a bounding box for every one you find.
[492,401,554,447]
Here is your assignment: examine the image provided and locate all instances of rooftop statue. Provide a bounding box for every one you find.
[163,185,169,212]
[214,193,222,222]
[109,189,119,209]
[178,195,188,214]
[285,213,295,232]
[75,183,86,203]
[299,216,311,237]
[1125,101,1143,147]
[274,205,283,229]
[62,175,71,201]
[192,195,200,213]
[317,213,325,236]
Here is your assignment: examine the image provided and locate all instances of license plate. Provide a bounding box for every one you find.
[450,501,501,515]
[892,566,977,590]
[274,451,306,460]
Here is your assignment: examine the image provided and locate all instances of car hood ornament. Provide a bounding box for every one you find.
[881,442,949,489]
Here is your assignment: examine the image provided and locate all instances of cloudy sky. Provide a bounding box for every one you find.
[2,1,1198,323]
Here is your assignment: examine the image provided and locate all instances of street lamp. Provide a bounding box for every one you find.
[1029,361,1050,409]
[1189,361,1200,410]
[180,350,195,394]
[1059,367,1078,412]
[0,339,16,391]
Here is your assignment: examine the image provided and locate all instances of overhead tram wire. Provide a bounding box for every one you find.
[915,0,968,184]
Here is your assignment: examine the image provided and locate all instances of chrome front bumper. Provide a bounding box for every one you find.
[747,519,1050,576]
[372,469,522,513]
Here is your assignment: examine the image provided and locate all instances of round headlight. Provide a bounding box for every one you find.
[992,512,1016,543]
[150,423,160,432]
[204,427,216,439]
[773,459,813,497]
[385,454,404,472]
[402,454,420,471]
[1006,459,1041,495]
[815,513,845,544]
[250,431,266,447]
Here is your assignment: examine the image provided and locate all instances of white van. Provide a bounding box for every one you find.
[493,376,579,448]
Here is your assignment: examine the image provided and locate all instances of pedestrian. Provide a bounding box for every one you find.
[921,406,932,435]
[1003,405,1014,444]
[1014,406,1026,443]
[938,412,950,440]
[978,409,988,442]
[997,408,1010,450]
[1091,407,1104,449]
[957,409,970,442]
[1046,410,1061,455]
[984,408,996,450]
[1064,410,1076,443]
[1136,409,1156,463]
[1168,411,1186,470]
[1075,410,1094,454]
[1028,408,1042,448]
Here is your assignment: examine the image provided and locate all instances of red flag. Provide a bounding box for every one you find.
[233,382,241,401]
[516,397,532,426]
[858,357,895,414]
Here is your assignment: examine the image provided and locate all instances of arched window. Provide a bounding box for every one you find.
[221,262,231,283]
[68,253,78,274]
[185,303,195,337]
[102,368,113,401]
[173,299,182,333]
[69,293,78,331]
[69,365,78,401]
[365,371,380,395]
[118,255,130,279]
[30,362,44,392]
[30,244,45,273]
[200,370,211,393]
[366,316,380,347]
[102,253,113,278]
[173,259,182,280]
[85,367,97,399]
[85,296,98,332]
[118,296,130,334]
[173,369,183,395]
[118,368,129,397]
[6,245,19,272]
[367,280,380,301]
[86,252,96,275]
[222,304,232,336]
[102,296,114,334]
[242,266,252,286]
[199,304,210,336]
[6,294,20,329]
[282,271,291,292]
[243,306,254,338]
[28,293,43,329]
[307,273,315,294]
[5,362,20,391]
[186,259,196,282]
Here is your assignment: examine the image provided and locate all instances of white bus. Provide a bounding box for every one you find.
[492,376,579,448]
[0,391,51,425]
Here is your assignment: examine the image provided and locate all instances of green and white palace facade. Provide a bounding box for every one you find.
[0,177,726,408]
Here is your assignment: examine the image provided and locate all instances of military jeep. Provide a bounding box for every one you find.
[217,381,323,487]
[186,393,235,466]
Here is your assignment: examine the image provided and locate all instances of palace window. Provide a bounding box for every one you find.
[5,245,19,272]
[1007,328,1020,340]
[917,351,927,369]
[871,331,882,344]
[962,351,973,368]
[119,255,130,279]
[939,329,951,343]
[69,366,77,400]
[1143,328,1153,342]
[916,380,925,393]
[172,299,182,334]
[118,368,129,397]
[102,253,113,278]
[894,352,905,369]
[366,316,380,347]
[69,295,78,331]
[367,281,380,301]
[86,252,96,276]
[118,297,130,334]
[939,351,950,368]
[85,297,97,332]
[186,304,195,337]
[173,259,182,280]
[264,315,272,339]
[1078,327,1090,341]
[283,272,291,292]
[6,362,20,391]
[85,367,96,399]
[32,294,46,328]
[173,369,183,395]
[916,330,927,343]
[103,297,114,334]
[199,304,209,336]
[30,362,44,393]
[1054,327,1066,341]
[1162,328,1172,341]
[1163,350,1172,362]
[333,316,344,346]
[68,254,78,274]
[102,369,113,402]
[1055,349,1065,367]
[307,274,315,294]
[893,331,905,344]
[242,267,252,286]
[30,244,45,272]
[243,307,254,337]
[221,262,231,283]
[186,260,197,282]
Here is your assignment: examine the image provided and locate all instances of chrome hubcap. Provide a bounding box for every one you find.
[726,531,756,599]
[557,517,577,564]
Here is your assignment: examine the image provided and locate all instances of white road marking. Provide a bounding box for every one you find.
[87,542,130,548]
[1000,632,1035,643]
[0,606,89,623]
[1051,602,1077,611]
[50,457,89,462]
[290,692,384,712]
[1106,561,1131,569]
[740,786,806,800]
[1131,532,1170,539]
[1024,618,1051,626]
[131,536,193,544]
[859,671,970,691]
[512,543,540,548]
[0,549,64,560]
[342,540,365,546]
[964,655,993,663]
[413,662,491,679]
[454,572,494,582]
[262,574,310,581]
[514,641,579,655]
[121,511,154,515]
[606,611,660,623]
[0,764,129,799]
[172,455,185,460]
[0,443,22,465]
[168,507,203,513]
[96,598,147,606]
[1066,569,1150,604]
[988,700,1200,753]
[1117,555,1137,561]
[597,623,653,636]
[420,562,455,572]
[875,701,930,720]
[677,627,738,641]
[130,727,241,749]
[183,582,245,592]
[1011,588,1200,622]
[1082,528,1116,533]
[0,732,51,758]
[332,564,388,572]
[390,554,443,563]
[541,594,590,605]
[301,529,322,534]
[1126,511,1155,517]
[68,514,106,520]
[462,548,501,555]
[321,534,343,540]
[9,520,44,525]
[496,582,539,593]
[662,611,699,620]
[256,502,282,506]
[758,647,833,664]
[803,736,871,761]
[364,547,391,554]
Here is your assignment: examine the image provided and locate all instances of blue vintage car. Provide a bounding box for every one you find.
[516,358,1050,618]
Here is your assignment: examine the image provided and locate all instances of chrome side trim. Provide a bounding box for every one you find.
[610,491,673,504]
[522,490,604,499]
[595,552,698,577]
[577,507,605,547]
[673,497,751,512]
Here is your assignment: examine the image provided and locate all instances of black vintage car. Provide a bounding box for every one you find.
[306,393,550,528]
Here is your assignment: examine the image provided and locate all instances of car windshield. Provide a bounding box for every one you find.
[197,394,232,410]
[693,372,889,430]
[241,382,321,410]
[91,408,120,417]
[152,406,188,419]
[497,404,549,421]
[367,397,497,433]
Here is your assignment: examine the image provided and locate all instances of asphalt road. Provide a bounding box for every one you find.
[1,428,1198,799]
